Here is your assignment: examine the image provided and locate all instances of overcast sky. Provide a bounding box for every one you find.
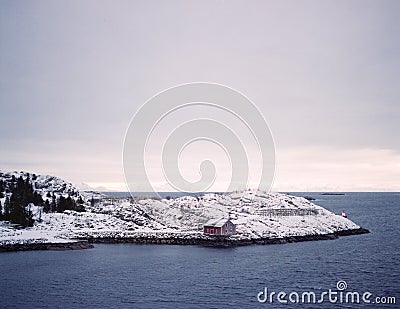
[1,0,399,191]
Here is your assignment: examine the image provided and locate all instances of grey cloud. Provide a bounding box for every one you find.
[1,0,399,188]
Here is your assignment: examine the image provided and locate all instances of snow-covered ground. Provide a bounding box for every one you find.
[0,171,361,245]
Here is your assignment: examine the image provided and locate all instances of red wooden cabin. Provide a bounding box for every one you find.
[203,218,236,236]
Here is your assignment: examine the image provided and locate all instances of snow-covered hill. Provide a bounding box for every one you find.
[0,171,364,246]
[0,170,84,201]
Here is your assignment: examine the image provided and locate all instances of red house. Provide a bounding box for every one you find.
[203,218,236,236]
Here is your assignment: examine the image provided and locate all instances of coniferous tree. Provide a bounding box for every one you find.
[33,191,43,205]
[51,193,57,212]
[56,196,68,213]
[9,186,27,226]
[75,196,85,212]
[43,200,51,213]
[66,195,75,211]
[1,173,87,223]
[76,204,85,212]
[56,196,62,212]
[25,203,34,227]
[0,180,4,198]
[7,176,36,227]
[55,194,83,212]
[4,194,11,220]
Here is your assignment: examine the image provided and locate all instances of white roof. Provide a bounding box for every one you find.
[204,218,232,227]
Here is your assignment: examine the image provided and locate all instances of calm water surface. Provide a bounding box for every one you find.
[0,193,399,308]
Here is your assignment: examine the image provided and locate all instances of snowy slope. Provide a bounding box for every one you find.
[0,170,83,203]
[1,172,362,245]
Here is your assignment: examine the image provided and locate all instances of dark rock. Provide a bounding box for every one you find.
[1,228,370,252]
[83,227,370,248]
[0,240,93,252]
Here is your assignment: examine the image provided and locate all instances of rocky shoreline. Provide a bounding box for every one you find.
[0,228,369,252]
[86,227,370,247]
[0,240,93,252]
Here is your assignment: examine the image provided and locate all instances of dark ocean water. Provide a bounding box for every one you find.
[0,193,399,308]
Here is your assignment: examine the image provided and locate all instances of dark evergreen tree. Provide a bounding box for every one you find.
[76,196,85,212]
[3,195,11,220]
[33,191,43,205]
[43,200,51,213]
[56,194,83,213]
[0,180,4,198]
[76,204,85,212]
[24,203,34,227]
[51,194,57,212]
[10,175,16,190]
[1,174,86,222]
[56,196,63,212]
[7,176,37,227]
[66,195,76,211]
[9,190,28,226]
[77,196,84,205]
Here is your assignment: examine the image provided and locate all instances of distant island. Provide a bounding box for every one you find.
[321,193,346,196]
[0,171,368,251]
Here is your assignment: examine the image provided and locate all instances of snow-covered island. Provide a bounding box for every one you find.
[0,171,369,251]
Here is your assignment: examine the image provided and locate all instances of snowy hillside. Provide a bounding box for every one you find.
[0,171,363,246]
[0,170,84,202]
